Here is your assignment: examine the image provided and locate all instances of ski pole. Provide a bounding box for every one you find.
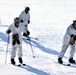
[5,35,9,63]
[29,36,39,41]
[28,36,35,58]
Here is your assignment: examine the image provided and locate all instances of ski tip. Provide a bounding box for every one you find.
[63,63,71,66]
[58,62,71,66]
[22,64,26,66]
[17,64,21,66]
[67,64,70,66]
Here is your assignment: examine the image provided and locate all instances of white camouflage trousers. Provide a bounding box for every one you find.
[58,44,75,58]
[11,45,23,59]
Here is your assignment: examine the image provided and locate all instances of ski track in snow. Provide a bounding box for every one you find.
[0,0,76,75]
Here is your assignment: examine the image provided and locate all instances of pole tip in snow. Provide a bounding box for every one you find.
[33,56,35,58]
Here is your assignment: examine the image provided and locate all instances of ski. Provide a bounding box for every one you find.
[17,64,21,66]
[23,36,39,41]
[61,63,76,67]
[10,63,26,66]
[71,62,76,64]
[59,63,71,66]
[54,61,71,66]
[17,63,26,66]
[30,37,39,41]
[69,63,76,65]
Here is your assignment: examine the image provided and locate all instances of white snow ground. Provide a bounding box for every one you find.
[0,0,76,75]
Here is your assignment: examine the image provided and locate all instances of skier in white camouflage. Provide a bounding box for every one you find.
[58,20,76,64]
[19,7,30,37]
[6,17,27,65]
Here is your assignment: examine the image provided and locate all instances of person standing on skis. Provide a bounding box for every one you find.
[58,20,76,64]
[6,17,26,65]
[19,7,30,37]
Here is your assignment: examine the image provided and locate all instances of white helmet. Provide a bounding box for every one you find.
[14,17,20,23]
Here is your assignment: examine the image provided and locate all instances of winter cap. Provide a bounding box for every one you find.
[14,17,20,23]
[73,20,76,23]
[25,7,30,11]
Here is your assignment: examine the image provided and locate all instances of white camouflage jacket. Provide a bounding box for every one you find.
[6,23,27,46]
[63,24,76,45]
[19,11,30,25]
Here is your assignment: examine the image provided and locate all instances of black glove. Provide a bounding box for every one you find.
[73,35,76,40]
[7,30,11,34]
[23,33,27,36]
[23,31,30,37]
[70,34,74,38]
[28,20,30,24]
[21,19,24,23]
[27,31,30,35]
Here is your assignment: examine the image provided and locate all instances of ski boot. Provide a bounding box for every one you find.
[18,57,26,66]
[58,58,63,64]
[18,57,23,64]
[69,58,75,63]
[11,58,15,65]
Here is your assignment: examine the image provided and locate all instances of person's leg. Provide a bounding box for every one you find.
[69,45,75,63]
[58,44,68,58]
[11,46,17,65]
[58,44,68,63]
[18,46,23,64]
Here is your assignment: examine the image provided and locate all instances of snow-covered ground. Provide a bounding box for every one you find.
[0,0,76,75]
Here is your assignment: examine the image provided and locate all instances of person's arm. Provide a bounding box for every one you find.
[28,13,30,24]
[19,11,24,23]
[66,25,75,45]
[6,25,12,34]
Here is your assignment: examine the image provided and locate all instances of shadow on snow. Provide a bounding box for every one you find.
[0,32,59,56]
[23,38,59,56]
[0,32,9,43]
[19,65,50,75]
